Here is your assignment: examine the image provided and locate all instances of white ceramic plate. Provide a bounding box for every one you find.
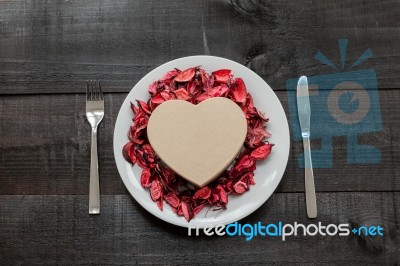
[113,56,290,228]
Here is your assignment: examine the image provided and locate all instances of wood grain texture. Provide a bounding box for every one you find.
[1,1,399,264]
[0,0,400,94]
[0,193,398,265]
[1,91,399,195]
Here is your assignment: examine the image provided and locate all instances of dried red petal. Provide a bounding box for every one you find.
[129,127,145,145]
[136,150,145,168]
[181,201,194,222]
[175,68,195,82]
[174,88,190,100]
[199,69,209,84]
[233,181,248,194]
[136,100,151,115]
[142,144,156,163]
[161,167,176,185]
[231,78,247,103]
[195,93,211,103]
[122,142,136,165]
[235,154,256,173]
[250,143,273,160]
[151,93,165,105]
[223,179,235,192]
[245,94,255,113]
[156,198,163,210]
[176,204,184,216]
[131,102,139,115]
[164,193,180,208]
[193,186,212,200]
[242,94,258,117]
[257,110,269,122]
[149,82,158,95]
[186,81,198,96]
[140,168,152,188]
[208,85,229,97]
[240,172,256,186]
[208,191,219,204]
[150,180,162,201]
[246,126,271,148]
[212,69,231,83]
[215,185,228,204]
[160,90,175,101]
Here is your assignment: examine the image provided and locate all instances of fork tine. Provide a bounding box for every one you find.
[92,80,96,101]
[93,80,97,101]
[96,81,100,101]
[94,80,99,101]
[90,80,94,101]
[88,80,92,101]
[86,81,90,101]
[98,81,103,101]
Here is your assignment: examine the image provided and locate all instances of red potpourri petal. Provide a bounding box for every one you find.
[181,201,194,222]
[156,198,163,210]
[164,192,180,208]
[173,88,190,100]
[174,68,196,82]
[193,186,212,200]
[136,100,152,115]
[250,143,274,160]
[131,102,139,115]
[231,78,247,103]
[150,180,162,201]
[215,185,228,205]
[122,142,136,164]
[140,168,152,188]
[233,181,248,194]
[240,172,256,186]
[212,69,232,83]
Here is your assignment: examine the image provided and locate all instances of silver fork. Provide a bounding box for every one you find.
[86,80,104,214]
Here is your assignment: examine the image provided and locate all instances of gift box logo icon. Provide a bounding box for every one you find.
[286,39,382,168]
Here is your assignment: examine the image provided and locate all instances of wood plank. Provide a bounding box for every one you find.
[1,0,400,94]
[1,91,399,195]
[0,193,398,264]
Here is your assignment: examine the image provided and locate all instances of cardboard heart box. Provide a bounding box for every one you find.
[147,97,247,187]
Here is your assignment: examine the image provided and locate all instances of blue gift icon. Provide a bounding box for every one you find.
[286,39,382,168]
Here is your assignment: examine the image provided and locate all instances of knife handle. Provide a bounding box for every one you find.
[303,136,317,218]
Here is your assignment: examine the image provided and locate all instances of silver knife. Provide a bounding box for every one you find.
[297,76,317,218]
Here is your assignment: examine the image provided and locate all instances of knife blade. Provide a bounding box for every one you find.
[297,76,317,218]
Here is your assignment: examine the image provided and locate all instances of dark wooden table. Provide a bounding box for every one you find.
[1,0,399,265]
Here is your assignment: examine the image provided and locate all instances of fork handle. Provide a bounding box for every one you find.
[303,136,317,218]
[89,127,100,214]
